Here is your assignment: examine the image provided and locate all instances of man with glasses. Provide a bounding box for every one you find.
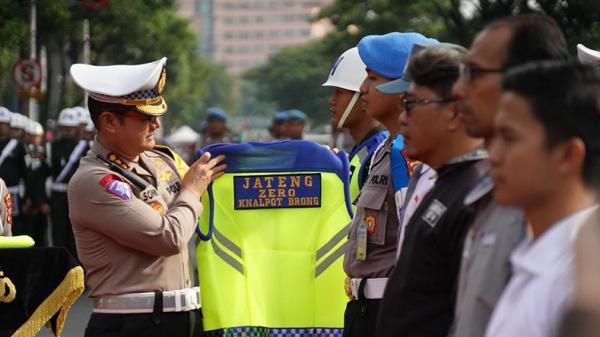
[375,43,486,337]
[68,58,227,337]
[449,14,569,337]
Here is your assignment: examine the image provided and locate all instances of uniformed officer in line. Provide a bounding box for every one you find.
[0,108,27,236]
[342,32,436,337]
[322,46,388,200]
[23,121,50,246]
[286,109,306,140]
[199,107,237,147]
[268,110,289,140]
[48,107,89,257]
[68,57,226,337]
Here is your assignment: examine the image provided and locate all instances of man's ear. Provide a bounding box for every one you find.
[554,137,586,177]
[446,101,462,131]
[98,111,119,133]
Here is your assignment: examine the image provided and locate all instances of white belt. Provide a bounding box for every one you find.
[51,182,68,192]
[351,277,388,300]
[93,287,201,314]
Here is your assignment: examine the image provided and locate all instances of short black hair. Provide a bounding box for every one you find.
[408,45,466,98]
[502,61,600,189]
[87,97,130,130]
[487,14,569,69]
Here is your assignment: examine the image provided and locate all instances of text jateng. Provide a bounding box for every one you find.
[234,174,322,209]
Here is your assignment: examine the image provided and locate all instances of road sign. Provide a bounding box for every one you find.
[11,59,42,93]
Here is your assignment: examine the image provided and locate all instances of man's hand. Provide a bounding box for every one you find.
[181,152,227,198]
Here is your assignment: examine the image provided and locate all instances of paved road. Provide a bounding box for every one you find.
[37,292,92,337]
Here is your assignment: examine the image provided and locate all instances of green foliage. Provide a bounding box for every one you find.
[244,41,333,125]
[0,0,234,132]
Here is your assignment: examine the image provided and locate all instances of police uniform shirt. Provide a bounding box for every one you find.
[343,136,400,278]
[0,138,27,188]
[375,148,487,337]
[67,140,201,297]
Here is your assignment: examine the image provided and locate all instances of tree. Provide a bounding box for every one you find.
[244,41,333,125]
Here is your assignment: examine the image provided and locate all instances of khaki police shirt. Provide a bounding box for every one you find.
[68,140,202,297]
[0,178,11,236]
[343,136,400,278]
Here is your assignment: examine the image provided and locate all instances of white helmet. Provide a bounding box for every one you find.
[0,107,11,124]
[26,120,43,136]
[72,106,90,124]
[57,108,80,127]
[10,112,27,130]
[322,47,367,92]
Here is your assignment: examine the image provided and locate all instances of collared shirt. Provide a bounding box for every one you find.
[396,163,436,260]
[449,163,524,337]
[344,135,400,278]
[68,140,202,297]
[485,206,598,337]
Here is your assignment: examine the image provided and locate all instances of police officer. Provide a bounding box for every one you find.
[23,121,50,246]
[199,107,237,147]
[48,107,88,257]
[286,109,306,140]
[268,111,289,140]
[0,108,27,236]
[322,46,388,200]
[342,32,435,337]
[68,57,226,337]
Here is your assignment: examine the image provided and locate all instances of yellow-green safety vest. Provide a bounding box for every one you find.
[196,141,353,337]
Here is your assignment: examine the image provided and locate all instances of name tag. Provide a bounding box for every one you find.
[234,174,321,210]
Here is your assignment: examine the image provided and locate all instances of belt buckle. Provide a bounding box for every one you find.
[344,277,354,300]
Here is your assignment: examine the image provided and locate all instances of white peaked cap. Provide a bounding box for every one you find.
[577,44,600,65]
[70,57,168,116]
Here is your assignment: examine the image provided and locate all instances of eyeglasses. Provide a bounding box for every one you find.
[458,62,503,83]
[123,112,159,125]
[402,97,457,115]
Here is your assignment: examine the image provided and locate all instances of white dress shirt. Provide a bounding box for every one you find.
[395,164,436,260]
[485,206,598,337]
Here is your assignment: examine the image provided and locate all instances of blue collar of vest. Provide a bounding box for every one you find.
[197,140,350,182]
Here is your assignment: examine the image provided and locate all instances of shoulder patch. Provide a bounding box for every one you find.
[99,174,132,200]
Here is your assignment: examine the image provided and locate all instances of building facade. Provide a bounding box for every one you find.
[178,0,333,74]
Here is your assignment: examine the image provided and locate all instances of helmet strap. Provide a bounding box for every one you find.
[337,91,361,129]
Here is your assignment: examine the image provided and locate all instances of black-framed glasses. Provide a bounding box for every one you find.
[402,97,457,115]
[459,62,503,83]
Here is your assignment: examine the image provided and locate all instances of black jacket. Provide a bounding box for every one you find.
[375,157,487,337]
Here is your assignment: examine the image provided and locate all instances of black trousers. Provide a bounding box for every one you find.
[342,298,382,337]
[84,310,203,337]
[50,192,77,259]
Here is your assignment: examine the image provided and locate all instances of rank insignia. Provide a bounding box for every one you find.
[107,153,129,170]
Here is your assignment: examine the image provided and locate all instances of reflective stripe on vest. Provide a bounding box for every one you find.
[196,141,352,336]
